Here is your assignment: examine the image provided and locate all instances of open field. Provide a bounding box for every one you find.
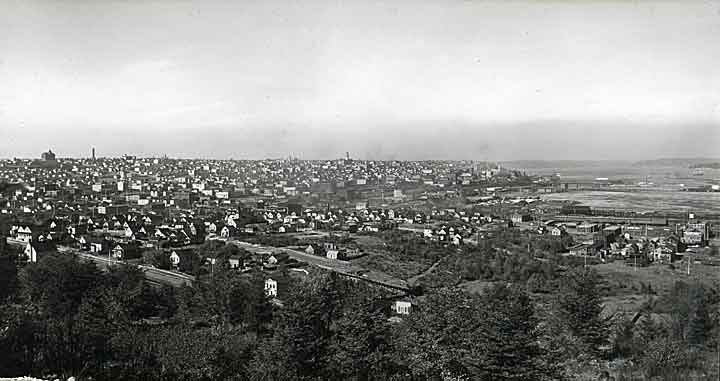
[596,261,719,316]
[542,190,720,214]
[596,260,719,293]
[350,233,447,281]
[351,234,429,280]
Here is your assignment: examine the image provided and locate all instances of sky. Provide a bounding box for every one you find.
[1,0,719,160]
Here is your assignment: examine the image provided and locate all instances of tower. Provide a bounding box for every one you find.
[41,149,56,161]
[92,147,96,161]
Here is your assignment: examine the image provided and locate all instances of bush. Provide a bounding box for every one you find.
[637,338,702,379]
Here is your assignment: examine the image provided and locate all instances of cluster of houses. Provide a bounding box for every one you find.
[303,241,362,260]
[0,154,521,216]
[535,216,712,265]
[6,154,718,321]
[0,153,536,268]
[422,226,466,246]
[7,211,207,262]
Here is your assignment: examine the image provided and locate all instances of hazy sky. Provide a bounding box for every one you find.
[1,0,719,160]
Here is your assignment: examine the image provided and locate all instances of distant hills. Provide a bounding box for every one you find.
[688,162,720,169]
[500,160,629,169]
[499,158,720,170]
[631,158,720,167]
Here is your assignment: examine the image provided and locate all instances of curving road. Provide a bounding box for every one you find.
[227,238,410,291]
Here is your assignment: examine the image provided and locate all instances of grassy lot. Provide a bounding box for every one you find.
[350,232,445,280]
[596,260,719,317]
[458,279,495,294]
[353,253,428,280]
[597,260,719,295]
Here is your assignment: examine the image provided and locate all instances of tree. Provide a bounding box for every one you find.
[637,314,667,345]
[13,254,107,377]
[192,270,271,328]
[110,324,243,381]
[209,330,257,381]
[105,264,145,317]
[611,317,638,359]
[0,306,41,376]
[0,251,19,302]
[556,267,607,356]
[0,214,19,302]
[156,284,179,319]
[395,289,470,379]
[75,289,125,370]
[665,281,717,347]
[475,284,563,380]
[399,285,562,380]
[636,337,702,379]
[249,335,298,381]
[325,286,399,379]
[145,249,172,270]
[20,252,103,317]
[686,284,713,346]
[251,273,345,379]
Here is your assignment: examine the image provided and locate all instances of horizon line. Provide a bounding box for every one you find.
[2,155,719,163]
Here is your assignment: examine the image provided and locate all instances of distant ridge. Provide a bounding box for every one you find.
[688,162,720,169]
[500,158,720,170]
[501,160,629,168]
[631,158,720,167]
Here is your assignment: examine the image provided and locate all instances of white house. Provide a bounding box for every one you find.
[170,251,180,267]
[550,226,566,237]
[220,226,231,238]
[169,251,181,267]
[112,245,124,259]
[17,226,32,242]
[24,243,39,262]
[392,300,412,315]
[265,278,278,297]
[452,234,463,246]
